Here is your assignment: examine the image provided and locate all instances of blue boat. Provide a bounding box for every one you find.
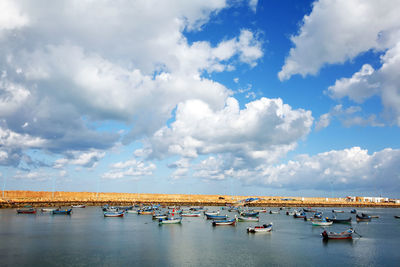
[240,211,259,217]
[52,209,72,215]
[212,218,236,226]
[205,214,228,220]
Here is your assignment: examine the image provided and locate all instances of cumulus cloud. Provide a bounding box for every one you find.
[147,97,313,170]
[251,147,400,193]
[279,0,400,80]
[54,150,106,169]
[102,159,156,179]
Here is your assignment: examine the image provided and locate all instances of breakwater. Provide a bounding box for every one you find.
[1,190,399,208]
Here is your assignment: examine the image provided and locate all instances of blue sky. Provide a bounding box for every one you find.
[1,0,400,198]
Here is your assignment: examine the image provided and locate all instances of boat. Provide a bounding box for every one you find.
[104,211,124,217]
[204,211,220,216]
[152,214,168,220]
[327,217,352,224]
[212,218,236,226]
[303,207,316,212]
[269,210,279,214]
[181,212,201,217]
[159,217,182,224]
[138,210,155,215]
[312,219,333,226]
[126,209,139,214]
[17,208,36,214]
[41,208,55,212]
[240,211,259,217]
[205,214,228,220]
[394,216,400,219]
[247,223,273,233]
[356,214,371,222]
[321,228,354,240]
[362,213,379,218]
[52,209,72,215]
[71,205,86,208]
[293,212,306,219]
[332,209,345,213]
[286,211,295,216]
[350,209,357,214]
[253,209,268,213]
[236,216,259,222]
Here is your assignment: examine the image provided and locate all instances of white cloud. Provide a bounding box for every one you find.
[13,170,49,181]
[279,0,400,80]
[102,159,156,179]
[54,150,106,169]
[0,0,29,32]
[148,97,313,169]
[248,0,258,13]
[250,147,400,193]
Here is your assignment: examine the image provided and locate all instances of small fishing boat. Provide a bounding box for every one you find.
[181,212,201,217]
[303,207,316,212]
[205,214,228,220]
[293,212,306,219]
[236,216,259,222]
[312,219,333,226]
[240,211,259,217]
[159,217,182,224]
[286,211,295,216]
[327,217,352,224]
[53,209,72,215]
[17,208,36,214]
[321,228,355,240]
[356,214,371,222]
[41,208,55,212]
[212,218,236,226]
[71,205,86,208]
[152,214,168,220]
[269,210,279,214]
[253,209,268,213]
[394,216,400,219]
[204,211,220,216]
[138,210,155,215]
[126,209,139,214]
[362,213,379,218]
[332,209,344,213]
[104,211,124,217]
[350,209,357,214]
[247,223,273,233]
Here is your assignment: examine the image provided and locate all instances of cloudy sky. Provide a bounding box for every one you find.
[1,0,400,197]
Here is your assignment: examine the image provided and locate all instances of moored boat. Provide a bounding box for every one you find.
[253,209,267,213]
[41,208,55,212]
[269,210,279,214]
[204,211,220,216]
[71,205,86,208]
[181,212,201,217]
[152,214,168,220]
[240,211,259,217]
[212,218,236,226]
[206,214,228,220]
[159,217,182,224]
[327,217,352,224]
[53,209,72,215]
[356,214,371,222]
[286,211,295,216]
[394,215,400,219]
[126,209,139,214]
[350,209,357,214]
[303,207,316,212]
[236,216,259,222]
[321,228,354,240]
[104,211,124,217]
[312,219,333,226]
[332,209,345,213]
[247,223,273,233]
[17,208,36,214]
[293,212,306,219]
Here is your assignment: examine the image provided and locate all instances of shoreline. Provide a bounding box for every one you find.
[1,190,399,209]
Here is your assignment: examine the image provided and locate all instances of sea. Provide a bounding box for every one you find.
[0,206,399,266]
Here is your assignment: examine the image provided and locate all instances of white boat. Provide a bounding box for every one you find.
[159,217,182,224]
[126,209,139,214]
[41,208,55,212]
[236,215,259,222]
[104,211,124,217]
[247,223,273,233]
[152,214,168,220]
[269,210,279,214]
[312,220,333,226]
[71,205,86,208]
[204,211,220,216]
[181,212,201,217]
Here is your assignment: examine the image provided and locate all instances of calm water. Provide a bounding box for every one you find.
[1,206,399,266]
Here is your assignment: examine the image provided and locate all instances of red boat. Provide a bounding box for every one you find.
[321,228,354,240]
[17,208,36,214]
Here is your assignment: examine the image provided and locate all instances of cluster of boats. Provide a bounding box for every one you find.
[15,204,400,240]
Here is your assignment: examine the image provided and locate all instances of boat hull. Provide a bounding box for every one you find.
[104,212,124,217]
[247,224,273,233]
[53,209,72,215]
[212,219,236,226]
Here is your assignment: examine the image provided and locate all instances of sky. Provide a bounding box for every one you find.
[1,0,400,198]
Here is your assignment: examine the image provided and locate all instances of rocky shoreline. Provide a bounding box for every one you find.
[1,190,399,209]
